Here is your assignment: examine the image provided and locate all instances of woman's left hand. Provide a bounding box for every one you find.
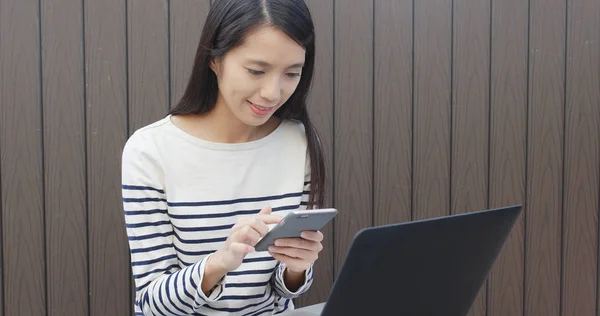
[268,230,324,273]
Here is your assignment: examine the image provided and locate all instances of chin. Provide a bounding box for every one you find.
[235,113,271,127]
[242,106,281,127]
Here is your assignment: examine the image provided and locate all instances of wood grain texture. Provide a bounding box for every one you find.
[525,0,566,314]
[413,0,452,221]
[85,0,130,314]
[451,0,491,315]
[3,1,600,314]
[0,0,46,314]
[128,0,169,133]
[0,108,3,316]
[487,0,528,314]
[170,0,211,107]
[562,0,600,314]
[333,0,373,274]
[40,0,88,314]
[295,0,335,307]
[374,0,412,226]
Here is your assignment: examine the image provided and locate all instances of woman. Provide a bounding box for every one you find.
[121,0,326,315]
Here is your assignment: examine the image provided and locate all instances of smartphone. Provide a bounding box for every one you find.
[254,208,338,252]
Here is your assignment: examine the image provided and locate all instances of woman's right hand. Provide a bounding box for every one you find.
[211,206,282,273]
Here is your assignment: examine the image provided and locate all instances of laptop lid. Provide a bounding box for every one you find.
[319,205,522,316]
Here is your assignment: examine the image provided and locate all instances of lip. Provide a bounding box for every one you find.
[248,100,275,116]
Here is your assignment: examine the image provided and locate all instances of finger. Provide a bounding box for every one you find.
[237,214,281,231]
[233,217,274,238]
[230,242,254,254]
[234,217,268,236]
[233,226,262,245]
[300,230,324,242]
[255,214,282,225]
[274,238,323,252]
[243,217,271,237]
[269,252,311,270]
[258,205,272,215]
[252,215,283,236]
[268,246,318,262]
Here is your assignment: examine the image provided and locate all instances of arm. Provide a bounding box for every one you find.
[271,260,314,299]
[269,159,314,298]
[122,132,226,315]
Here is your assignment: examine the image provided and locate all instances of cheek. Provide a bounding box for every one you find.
[280,80,301,102]
[220,70,256,102]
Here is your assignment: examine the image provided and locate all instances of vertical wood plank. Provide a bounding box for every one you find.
[451,0,491,314]
[0,125,2,316]
[85,0,130,314]
[562,0,600,313]
[333,0,373,273]
[170,0,211,107]
[128,0,169,133]
[40,0,88,314]
[295,0,335,307]
[487,0,528,315]
[413,0,452,221]
[0,2,5,307]
[0,0,46,315]
[525,0,566,314]
[373,0,413,226]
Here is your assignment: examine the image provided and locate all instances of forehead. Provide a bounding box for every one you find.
[230,26,306,66]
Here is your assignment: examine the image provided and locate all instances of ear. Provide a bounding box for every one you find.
[209,57,219,76]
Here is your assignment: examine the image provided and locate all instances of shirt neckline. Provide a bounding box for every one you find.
[164,114,287,151]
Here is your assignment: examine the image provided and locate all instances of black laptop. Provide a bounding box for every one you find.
[282,205,522,316]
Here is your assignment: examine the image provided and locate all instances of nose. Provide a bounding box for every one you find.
[259,77,281,105]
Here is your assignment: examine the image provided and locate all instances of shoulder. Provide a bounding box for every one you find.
[122,116,171,162]
[277,118,308,147]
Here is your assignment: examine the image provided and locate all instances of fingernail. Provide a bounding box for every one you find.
[274,240,282,246]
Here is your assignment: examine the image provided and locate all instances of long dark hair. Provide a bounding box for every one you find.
[169,0,325,208]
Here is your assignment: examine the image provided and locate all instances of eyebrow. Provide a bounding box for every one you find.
[247,59,304,69]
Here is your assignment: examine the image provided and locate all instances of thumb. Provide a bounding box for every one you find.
[259,205,272,215]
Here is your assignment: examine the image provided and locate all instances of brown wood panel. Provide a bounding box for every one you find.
[0,124,2,316]
[333,0,373,273]
[525,0,566,314]
[451,0,491,315]
[562,0,600,314]
[413,0,452,221]
[128,0,169,133]
[40,0,88,314]
[170,0,211,107]
[487,0,528,315]
[295,0,335,307]
[5,1,600,313]
[373,0,412,226]
[85,0,131,315]
[0,0,46,315]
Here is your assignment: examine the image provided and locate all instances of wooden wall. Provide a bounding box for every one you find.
[0,0,599,315]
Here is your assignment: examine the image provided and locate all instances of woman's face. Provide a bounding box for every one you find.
[210,26,306,127]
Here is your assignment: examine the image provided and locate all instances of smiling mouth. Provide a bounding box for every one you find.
[248,100,275,116]
[248,101,272,110]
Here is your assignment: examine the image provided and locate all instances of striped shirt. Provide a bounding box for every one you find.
[121,115,313,316]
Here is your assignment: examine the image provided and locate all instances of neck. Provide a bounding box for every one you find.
[171,96,281,144]
[201,101,259,143]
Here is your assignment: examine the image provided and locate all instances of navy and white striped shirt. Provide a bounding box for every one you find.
[121,116,313,315]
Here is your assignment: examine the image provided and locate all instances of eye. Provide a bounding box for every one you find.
[247,68,264,76]
[286,72,301,78]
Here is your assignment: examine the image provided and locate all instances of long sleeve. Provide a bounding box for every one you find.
[269,155,314,299]
[122,132,225,315]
